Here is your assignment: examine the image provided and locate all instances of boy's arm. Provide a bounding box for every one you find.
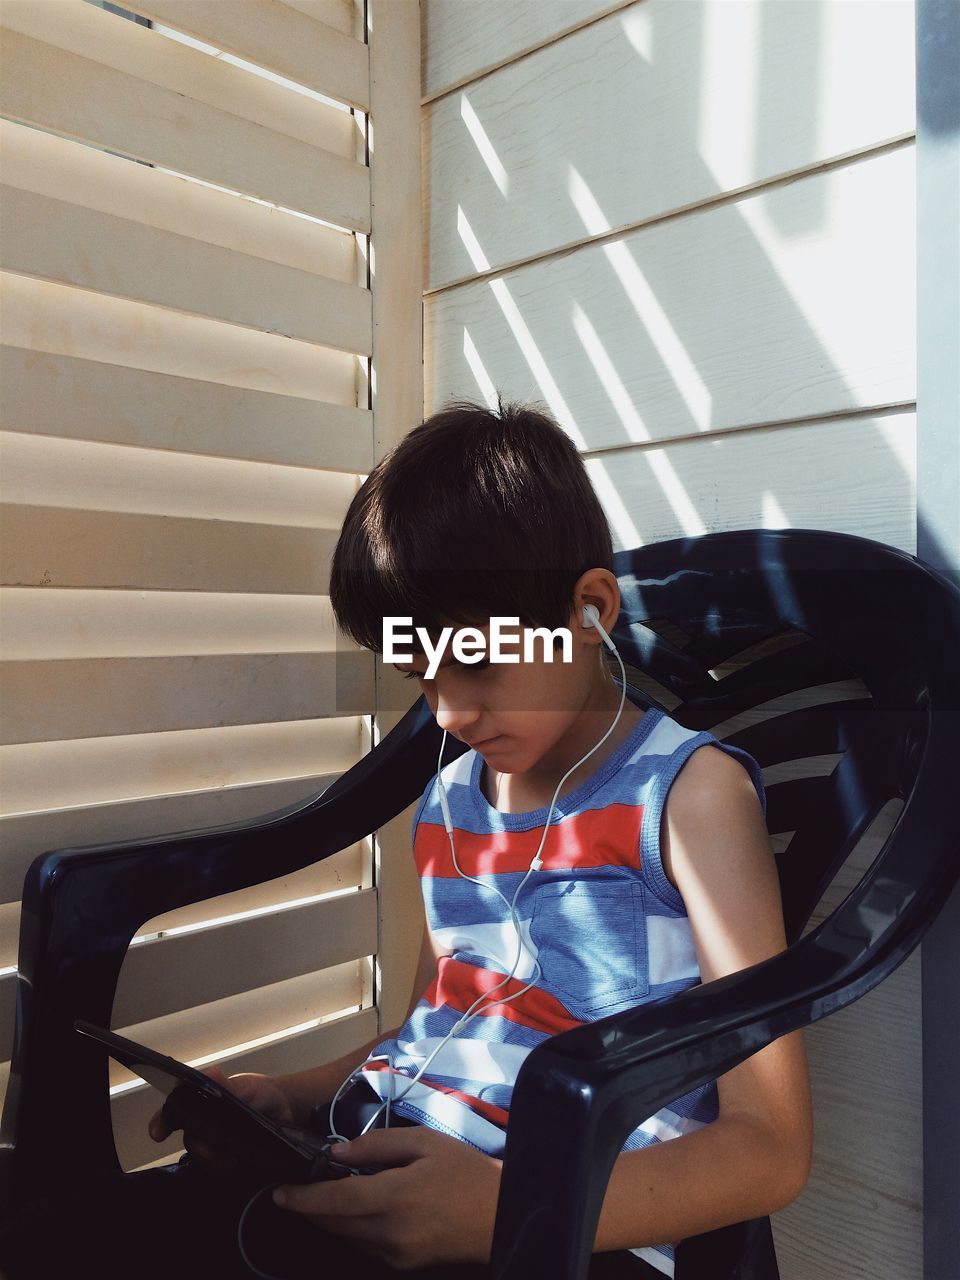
[593,744,813,1251]
[271,908,444,1126]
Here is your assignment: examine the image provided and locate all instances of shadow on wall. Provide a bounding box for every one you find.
[422,0,927,565]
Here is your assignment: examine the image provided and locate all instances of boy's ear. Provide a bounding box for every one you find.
[573,568,621,637]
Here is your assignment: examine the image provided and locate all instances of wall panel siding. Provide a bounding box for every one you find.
[424,0,915,288]
[422,0,919,1275]
[426,147,915,447]
[422,0,634,100]
[582,411,915,552]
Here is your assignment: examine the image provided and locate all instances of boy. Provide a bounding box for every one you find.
[201,400,810,1276]
[0,400,811,1280]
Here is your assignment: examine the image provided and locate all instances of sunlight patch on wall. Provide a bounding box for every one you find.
[696,0,760,193]
[584,458,643,550]
[761,490,790,528]
[460,94,509,197]
[572,304,651,444]
[457,206,583,445]
[463,328,499,409]
[457,205,491,272]
[568,166,713,431]
[620,6,653,62]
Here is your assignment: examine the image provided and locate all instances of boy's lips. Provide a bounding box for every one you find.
[465,734,504,751]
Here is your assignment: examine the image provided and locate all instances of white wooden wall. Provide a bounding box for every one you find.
[421,2,919,1277]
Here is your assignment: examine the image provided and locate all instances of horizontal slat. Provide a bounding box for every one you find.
[424,0,916,287]
[1,273,360,404]
[0,870,368,1049]
[279,0,357,38]
[0,349,373,473]
[0,0,358,158]
[143,846,370,939]
[425,147,916,443]
[0,589,343,659]
[0,790,362,912]
[113,971,372,1091]
[0,433,357,526]
[1,187,372,354]
[0,27,370,231]
[1,717,362,818]
[113,888,377,1027]
[0,652,375,743]
[0,507,340,593]
[581,411,916,554]
[125,0,370,110]
[112,1006,378,1170]
[0,119,357,284]
[422,0,629,99]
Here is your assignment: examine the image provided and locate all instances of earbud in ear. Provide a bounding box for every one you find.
[581,603,618,654]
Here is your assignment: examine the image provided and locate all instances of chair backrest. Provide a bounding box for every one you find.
[488,527,960,1280]
[610,528,958,946]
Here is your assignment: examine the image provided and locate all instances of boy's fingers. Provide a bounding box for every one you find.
[182,1135,215,1162]
[274,1170,394,1218]
[336,1127,431,1167]
[148,1112,169,1142]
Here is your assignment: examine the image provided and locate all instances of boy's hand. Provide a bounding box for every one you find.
[273,1126,502,1270]
[147,1067,295,1169]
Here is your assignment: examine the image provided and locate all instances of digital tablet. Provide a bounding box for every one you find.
[74,1019,357,1184]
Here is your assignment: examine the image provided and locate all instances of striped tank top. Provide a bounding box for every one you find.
[360,704,767,1277]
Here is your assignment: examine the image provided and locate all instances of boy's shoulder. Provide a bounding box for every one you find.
[660,741,770,892]
[667,742,761,815]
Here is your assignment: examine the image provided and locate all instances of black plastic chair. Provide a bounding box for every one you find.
[3,529,958,1280]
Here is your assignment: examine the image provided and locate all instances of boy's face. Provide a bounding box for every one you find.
[391,609,602,775]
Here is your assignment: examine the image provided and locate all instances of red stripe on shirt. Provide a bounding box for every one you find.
[414,803,644,878]
[424,956,582,1037]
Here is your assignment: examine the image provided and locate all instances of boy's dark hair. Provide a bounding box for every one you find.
[329,399,614,652]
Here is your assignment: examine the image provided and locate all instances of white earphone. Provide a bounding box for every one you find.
[327,603,628,1138]
[582,601,617,650]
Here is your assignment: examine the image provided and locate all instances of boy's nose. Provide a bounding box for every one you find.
[432,688,481,738]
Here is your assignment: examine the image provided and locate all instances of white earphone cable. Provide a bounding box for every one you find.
[329,609,628,1134]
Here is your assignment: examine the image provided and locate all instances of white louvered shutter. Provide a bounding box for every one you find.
[0,0,422,1172]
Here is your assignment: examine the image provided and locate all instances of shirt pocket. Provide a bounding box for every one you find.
[529,879,649,1021]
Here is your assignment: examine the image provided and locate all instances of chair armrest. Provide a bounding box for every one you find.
[490,884,941,1280]
[1,698,457,1206]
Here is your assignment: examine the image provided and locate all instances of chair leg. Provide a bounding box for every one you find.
[674,1216,780,1280]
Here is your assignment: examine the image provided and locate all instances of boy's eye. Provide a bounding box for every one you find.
[401,661,490,681]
